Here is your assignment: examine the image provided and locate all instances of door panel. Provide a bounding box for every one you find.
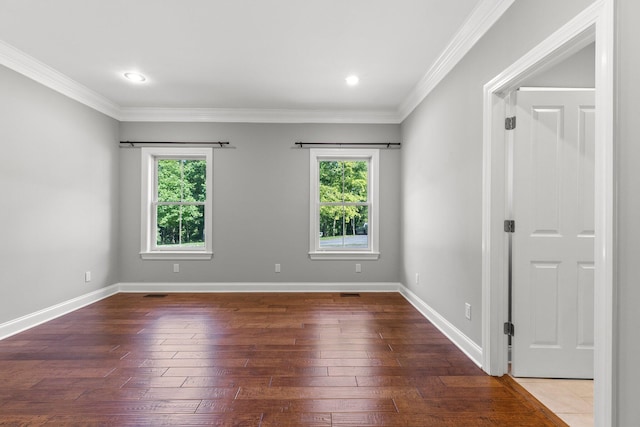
[511,89,595,379]
[531,107,562,235]
[530,262,560,347]
[577,262,595,348]
[578,107,596,235]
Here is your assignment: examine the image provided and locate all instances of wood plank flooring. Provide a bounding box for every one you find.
[0,292,566,426]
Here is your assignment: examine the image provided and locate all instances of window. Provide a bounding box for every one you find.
[309,149,379,260]
[140,147,213,260]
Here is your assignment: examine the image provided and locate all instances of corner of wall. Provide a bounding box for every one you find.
[0,284,120,341]
[398,284,483,367]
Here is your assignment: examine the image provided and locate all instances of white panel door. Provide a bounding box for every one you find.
[511,89,595,379]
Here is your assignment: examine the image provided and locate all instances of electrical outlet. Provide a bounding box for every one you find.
[355,263,362,273]
[84,271,91,283]
[465,303,471,320]
[173,263,180,273]
[275,263,281,273]
[415,273,420,285]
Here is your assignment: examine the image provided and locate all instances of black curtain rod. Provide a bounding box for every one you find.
[120,141,230,147]
[295,142,401,148]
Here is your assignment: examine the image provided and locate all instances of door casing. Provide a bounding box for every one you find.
[480,1,614,425]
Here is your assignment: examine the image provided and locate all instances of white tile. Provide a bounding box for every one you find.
[528,384,592,413]
[557,412,594,427]
[512,376,593,425]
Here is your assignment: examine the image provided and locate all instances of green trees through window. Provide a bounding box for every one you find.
[319,160,369,249]
[156,159,206,247]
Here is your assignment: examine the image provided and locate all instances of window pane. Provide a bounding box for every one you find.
[183,160,206,202]
[342,161,368,203]
[156,204,205,247]
[319,204,369,249]
[180,204,205,246]
[319,160,368,203]
[353,205,369,239]
[319,161,342,203]
[157,160,182,202]
[157,204,180,245]
[319,205,344,242]
[157,159,206,203]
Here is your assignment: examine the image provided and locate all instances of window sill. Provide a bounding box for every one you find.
[140,251,213,261]
[309,251,380,261]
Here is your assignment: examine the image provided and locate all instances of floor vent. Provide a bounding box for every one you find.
[144,294,168,298]
[340,293,361,298]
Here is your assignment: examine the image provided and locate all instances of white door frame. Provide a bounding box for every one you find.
[481,1,615,425]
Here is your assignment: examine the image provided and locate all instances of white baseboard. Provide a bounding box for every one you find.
[0,281,483,372]
[398,284,483,367]
[117,282,402,293]
[0,284,120,340]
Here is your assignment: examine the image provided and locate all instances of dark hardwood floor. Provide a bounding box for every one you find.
[0,292,566,426]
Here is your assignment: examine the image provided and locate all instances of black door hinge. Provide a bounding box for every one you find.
[505,116,516,130]
[504,322,515,336]
[504,220,515,233]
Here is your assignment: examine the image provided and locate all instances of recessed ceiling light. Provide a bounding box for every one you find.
[346,75,359,86]
[123,72,146,83]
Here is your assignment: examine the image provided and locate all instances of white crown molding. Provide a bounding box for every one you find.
[1,0,514,127]
[119,107,402,124]
[397,0,515,121]
[0,40,122,120]
[0,40,400,124]
[0,39,401,124]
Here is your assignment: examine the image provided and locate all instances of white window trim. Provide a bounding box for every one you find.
[309,148,380,260]
[140,147,213,260]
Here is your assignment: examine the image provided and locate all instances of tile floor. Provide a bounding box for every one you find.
[512,377,594,427]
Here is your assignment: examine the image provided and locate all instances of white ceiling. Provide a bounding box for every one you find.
[0,0,511,123]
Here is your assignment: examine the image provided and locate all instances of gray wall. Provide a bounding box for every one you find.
[119,122,401,283]
[522,42,595,88]
[399,0,594,346]
[616,0,640,423]
[0,65,120,324]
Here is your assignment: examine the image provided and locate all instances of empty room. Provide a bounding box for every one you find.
[0,0,638,426]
